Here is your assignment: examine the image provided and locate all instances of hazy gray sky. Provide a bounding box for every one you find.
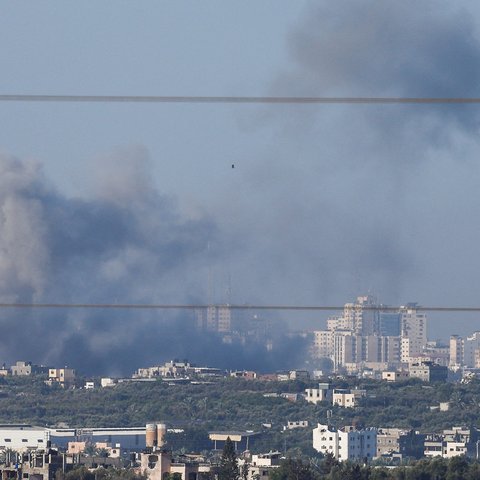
[1,1,480,370]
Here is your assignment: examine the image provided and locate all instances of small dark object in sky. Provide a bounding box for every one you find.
[232,164,235,168]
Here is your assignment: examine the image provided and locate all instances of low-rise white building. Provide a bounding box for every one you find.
[0,425,49,452]
[332,388,366,408]
[243,452,281,480]
[382,371,410,382]
[11,362,48,376]
[284,421,308,430]
[305,383,332,404]
[100,378,116,387]
[423,427,477,458]
[443,441,468,458]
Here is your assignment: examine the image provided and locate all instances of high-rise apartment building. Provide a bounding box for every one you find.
[312,330,334,358]
[343,295,379,335]
[463,332,480,367]
[333,331,359,370]
[195,305,233,333]
[449,335,463,368]
[361,335,401,364]
[378,313,401,337]
[400,304,427,362]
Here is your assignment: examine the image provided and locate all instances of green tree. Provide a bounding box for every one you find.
[270,458,317,480]
[164,474,182,480]
[218,437,239,480]
[319,453,338,475]
[446,456,469,480]
[65,467,95,480]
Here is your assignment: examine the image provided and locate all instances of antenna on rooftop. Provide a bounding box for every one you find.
[226,273,232,304]
[207,241,214,305]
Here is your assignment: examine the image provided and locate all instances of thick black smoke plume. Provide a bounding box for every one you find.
[0,149,310,375]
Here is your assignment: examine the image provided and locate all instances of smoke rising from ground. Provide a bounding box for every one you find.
[0,149,309,374]
[218,1,480,322]
[2,1,480,367]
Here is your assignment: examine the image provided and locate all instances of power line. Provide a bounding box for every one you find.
[0,302,478,313]
[1,95,480,105]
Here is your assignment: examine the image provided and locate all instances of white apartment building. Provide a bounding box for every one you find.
[327,316,348,331]
[312,424,339,458]
[449,335,463,368]
[463,332,480,367]
[333,331,361,370]
[312,330,334,358]
[339,427,377,461]
[400,305,427,362]
[325,296,379,336]
[343,295,378,335]
[313,424,377,461]
[448,332,480,368]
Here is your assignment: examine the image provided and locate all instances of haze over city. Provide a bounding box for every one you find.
[2,1,480,372]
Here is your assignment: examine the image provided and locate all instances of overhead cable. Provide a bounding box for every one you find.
[0,303,477,312]
[1,95,480,105]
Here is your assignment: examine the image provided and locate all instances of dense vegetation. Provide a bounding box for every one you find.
[1,375,480,455]
[270,455,480,480]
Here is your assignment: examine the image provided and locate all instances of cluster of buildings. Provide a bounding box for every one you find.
[195,305,276,350]
[450,333,480,371]
[0,419,477,480]
[313,424,480,462]
[132,361,313,385]
[309,294,480,382]
[132,360,223,380]
[305,382,366,408]
[5,361,76,387]
[311,296,429,374]
[0,423,277,480]
[424,427,478,458]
